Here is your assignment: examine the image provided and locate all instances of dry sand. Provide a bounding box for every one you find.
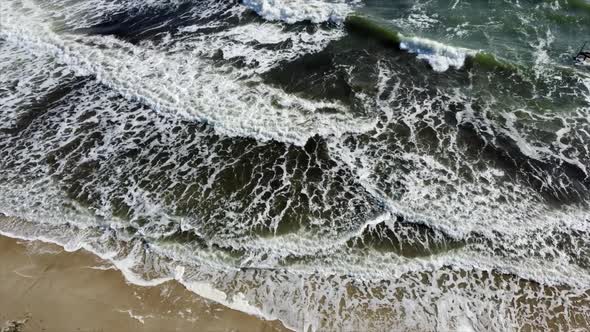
[0,235,289,332]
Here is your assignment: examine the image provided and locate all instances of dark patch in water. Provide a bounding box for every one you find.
[349,217,466,258]
[263,50,353,102]
[73,0,244,44]
[344,15,401,49]
[455,119,589,205]
[0,78,87,136]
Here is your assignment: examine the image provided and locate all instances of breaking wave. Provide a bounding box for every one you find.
[242,0,361,24]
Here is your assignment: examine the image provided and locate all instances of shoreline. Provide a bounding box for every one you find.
[0,235,289,332]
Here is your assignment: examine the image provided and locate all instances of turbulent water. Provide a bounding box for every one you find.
[1,0,590,330]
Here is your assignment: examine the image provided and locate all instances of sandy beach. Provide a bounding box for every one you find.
[0,236,289,332]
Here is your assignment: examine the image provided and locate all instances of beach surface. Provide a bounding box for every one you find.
[0,235,289,332]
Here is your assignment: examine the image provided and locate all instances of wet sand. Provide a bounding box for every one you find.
[0,235,289,332]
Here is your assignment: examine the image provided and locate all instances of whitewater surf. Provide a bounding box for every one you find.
[1,0,590,331]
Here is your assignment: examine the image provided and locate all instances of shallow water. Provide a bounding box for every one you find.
[1,0,590,330]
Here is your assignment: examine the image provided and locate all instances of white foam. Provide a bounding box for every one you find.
[175,266,274,321]
[323,63,590,287]
[2,205,590,332]
[117,310,152,324]
[186,21,346,72]
[399,35,474,72]
[1,0,373,147]
[0,225,294,330]
[2,1,590,331]
[530,28,555,79]
[241,0,359,24]
[85,264,117,271]
[390,2,439,31]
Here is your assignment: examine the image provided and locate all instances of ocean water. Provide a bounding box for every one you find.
[1,0,590,330]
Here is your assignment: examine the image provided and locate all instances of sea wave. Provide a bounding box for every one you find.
[2,0,590,331]
[242,0,360,24]
[399,35,473,72]
[1,0,375,147]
